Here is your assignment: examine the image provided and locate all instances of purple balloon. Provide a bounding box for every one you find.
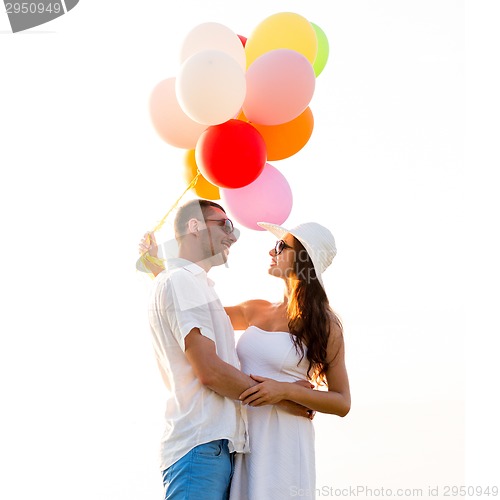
[221,163,293,230]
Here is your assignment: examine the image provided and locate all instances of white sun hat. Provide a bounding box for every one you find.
[257,221,337,290]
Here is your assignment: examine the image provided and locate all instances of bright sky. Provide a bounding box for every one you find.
[1,1,498,499]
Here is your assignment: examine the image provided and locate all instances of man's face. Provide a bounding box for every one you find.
[201,207,238,265]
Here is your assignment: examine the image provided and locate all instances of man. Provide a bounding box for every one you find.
[144,199,253,499]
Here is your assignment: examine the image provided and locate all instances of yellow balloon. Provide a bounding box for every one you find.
[245,12,318,68]
[183,149,221,200]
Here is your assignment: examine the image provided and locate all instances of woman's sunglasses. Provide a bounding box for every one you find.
[275,239,293,255]
[205,218,235,234]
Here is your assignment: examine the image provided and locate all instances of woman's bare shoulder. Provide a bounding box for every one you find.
[326,310,345,355]
[240,299,274,311]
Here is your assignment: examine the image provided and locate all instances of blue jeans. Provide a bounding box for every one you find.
[161,439,234,500]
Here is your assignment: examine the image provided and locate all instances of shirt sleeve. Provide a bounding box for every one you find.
[159,270,217,351]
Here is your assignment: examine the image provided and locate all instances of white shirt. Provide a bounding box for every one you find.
[148,258,249,471]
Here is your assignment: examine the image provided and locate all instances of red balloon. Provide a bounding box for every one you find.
[237,34,247,47]
[195,119,267,188]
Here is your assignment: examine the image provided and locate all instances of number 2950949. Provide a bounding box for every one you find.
[5,3,62,14]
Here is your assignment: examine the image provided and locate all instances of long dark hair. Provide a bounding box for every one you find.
[287,238,343,385]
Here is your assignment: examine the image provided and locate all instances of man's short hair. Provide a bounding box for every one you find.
[173,199,226,238]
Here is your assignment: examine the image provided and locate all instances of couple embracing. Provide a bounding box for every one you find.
[139,199,350,499]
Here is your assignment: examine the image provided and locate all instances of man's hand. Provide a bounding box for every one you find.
[277,400,316,420]
[139,231,158,258]
[293,379,315,390]
[138,231,165,276]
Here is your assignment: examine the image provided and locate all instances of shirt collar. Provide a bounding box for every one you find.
[165,257,215,286]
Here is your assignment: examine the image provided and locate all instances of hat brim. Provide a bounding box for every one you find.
[257,221,325,289]
[257,222,289,240]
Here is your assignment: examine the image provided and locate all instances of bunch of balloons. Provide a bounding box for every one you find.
[149,12,329,231]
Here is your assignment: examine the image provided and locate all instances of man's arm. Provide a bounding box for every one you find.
[184,328,313,419]
[184,328,257,399]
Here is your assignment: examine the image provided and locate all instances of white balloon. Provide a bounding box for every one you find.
[176,50,247,126]
[180,22,246,71]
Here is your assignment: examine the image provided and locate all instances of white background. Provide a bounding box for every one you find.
[1,1,498,499]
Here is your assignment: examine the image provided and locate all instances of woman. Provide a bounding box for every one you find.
[225,221,350,499]
[139,220,350,499]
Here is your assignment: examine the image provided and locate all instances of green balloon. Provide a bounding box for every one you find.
[311,22,330,77]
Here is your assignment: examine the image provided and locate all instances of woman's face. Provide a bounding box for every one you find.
[268,233,296,280]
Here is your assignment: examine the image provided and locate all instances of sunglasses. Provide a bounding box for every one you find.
[274,239,293,255]
[205,218,235,234]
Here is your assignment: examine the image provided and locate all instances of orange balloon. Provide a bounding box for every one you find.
[235,110,247,122]
[250,107,314,161]
[183,149,221,200]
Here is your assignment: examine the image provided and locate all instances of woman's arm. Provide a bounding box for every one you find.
[239,320,351,417]
[224,304,249,331]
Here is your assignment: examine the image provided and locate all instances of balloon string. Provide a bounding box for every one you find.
[152,170,201,232]
[138,170,201,276]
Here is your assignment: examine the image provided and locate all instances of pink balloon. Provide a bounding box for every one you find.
[149,78,207,149]
[221,163,293,230]
[243,49,316,126]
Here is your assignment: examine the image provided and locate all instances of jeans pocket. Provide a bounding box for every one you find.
[195,440,224,458]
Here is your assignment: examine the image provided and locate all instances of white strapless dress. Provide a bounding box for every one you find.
[229,326,316,499]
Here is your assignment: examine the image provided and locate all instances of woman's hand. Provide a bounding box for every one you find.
[239,375,287,406]
[239,375,316,419]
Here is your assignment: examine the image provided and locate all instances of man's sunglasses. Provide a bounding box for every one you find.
[275,239,293,255]
[205,218,235,235]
